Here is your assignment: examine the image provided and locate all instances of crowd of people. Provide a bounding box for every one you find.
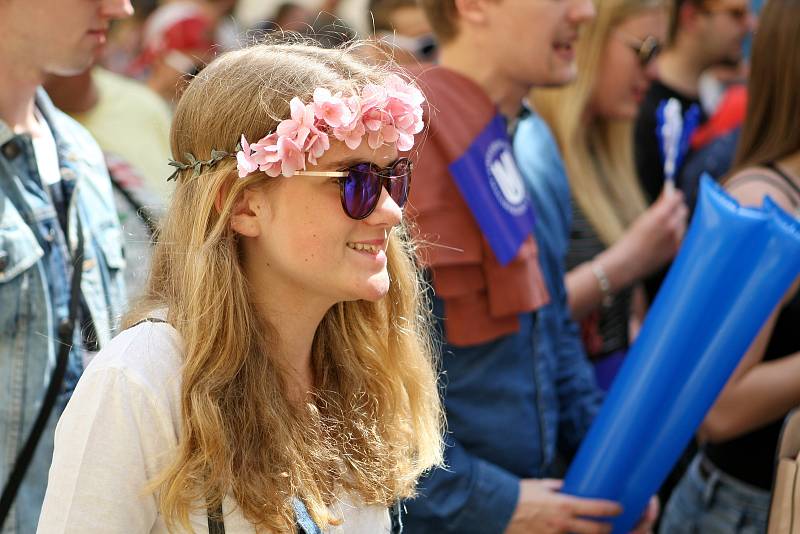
[0,0,797,533]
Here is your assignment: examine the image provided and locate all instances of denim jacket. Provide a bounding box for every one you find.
[403,113,603,534]
[0,90,126,534]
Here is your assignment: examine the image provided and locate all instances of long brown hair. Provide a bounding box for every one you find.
[730,0,800,173]
[532,0,664,245]
[125,42,443,533]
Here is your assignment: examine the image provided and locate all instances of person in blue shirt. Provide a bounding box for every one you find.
[404,1,658,533]
[521,0,687,390]
[0,0,131,531]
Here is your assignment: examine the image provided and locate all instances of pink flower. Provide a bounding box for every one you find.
[234,76,425,177]
[249,133,281,177]
[305,129,330,166]
[276,97,315,146]
[277,136,305,176]
[361,107,387,133]
[384,74,425,146]
[333,119,365,150]
[384,74,424,108]
[332,96,366,149]
[367,122,400,150]
[396,131,415,152]
[312,88,351,128]
[392,108,423,151]
[360,83,388,112]
[236,135,259,178]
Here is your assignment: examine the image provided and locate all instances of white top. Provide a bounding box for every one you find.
[32,108,61,187]
[37,320,390,533]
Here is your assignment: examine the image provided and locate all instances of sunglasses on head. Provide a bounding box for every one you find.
[620,33,662,68]
[294,158,413,220]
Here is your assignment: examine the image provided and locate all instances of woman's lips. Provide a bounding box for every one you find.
[553,40,576,61]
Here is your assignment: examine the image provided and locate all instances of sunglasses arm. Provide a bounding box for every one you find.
[293,170,350,177]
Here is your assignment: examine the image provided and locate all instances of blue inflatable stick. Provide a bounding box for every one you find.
[562,176,800,533]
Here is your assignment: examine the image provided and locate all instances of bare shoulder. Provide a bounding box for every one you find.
[725,166,799,212]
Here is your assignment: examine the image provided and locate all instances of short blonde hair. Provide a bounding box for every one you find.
[128,41,443,532]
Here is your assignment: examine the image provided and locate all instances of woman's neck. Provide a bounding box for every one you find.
[255,296,329,400]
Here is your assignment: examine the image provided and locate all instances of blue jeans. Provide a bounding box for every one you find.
[660,454,770,534]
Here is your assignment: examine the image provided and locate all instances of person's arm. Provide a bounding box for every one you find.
[566,188,687,320]
[405,432,521,534]
[701,332,800,442]
[37,363,172,532]
[407,433,623,534]
[699,176,800,442]
[553,272,605,456]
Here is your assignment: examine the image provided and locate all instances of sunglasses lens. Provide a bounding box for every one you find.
[343,163,382,219]
[387,159,412,208]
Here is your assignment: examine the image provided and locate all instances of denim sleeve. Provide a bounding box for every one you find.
[405,432,520,534]
[514,114,604,460]
[554,283,604,458]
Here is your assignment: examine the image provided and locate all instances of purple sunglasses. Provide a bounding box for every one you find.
[295,158,413,220]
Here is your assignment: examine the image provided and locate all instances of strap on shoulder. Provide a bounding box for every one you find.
[390,500,404,534]
[726,168,800,210]
[207,501,225,534]
[127,317,168,330]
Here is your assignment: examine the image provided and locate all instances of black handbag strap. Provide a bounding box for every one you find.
[0,215,85,530]
[207,501,225,534]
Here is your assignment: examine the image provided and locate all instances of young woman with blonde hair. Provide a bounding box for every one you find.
[37,42,443,533]
[660,0,800,529]
[516,0,688,387]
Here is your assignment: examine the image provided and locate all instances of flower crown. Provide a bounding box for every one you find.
[235,73,425,179]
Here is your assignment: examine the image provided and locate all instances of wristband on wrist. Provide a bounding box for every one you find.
[591,261,614,308]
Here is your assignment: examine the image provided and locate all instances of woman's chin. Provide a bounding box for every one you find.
[354,275,391,302]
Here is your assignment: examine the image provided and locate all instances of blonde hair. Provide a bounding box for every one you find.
[532,0,664,245]
[125,42,443,532]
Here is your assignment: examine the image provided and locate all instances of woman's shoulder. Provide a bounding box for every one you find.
[81,317,184,402]
[726,165,800,212]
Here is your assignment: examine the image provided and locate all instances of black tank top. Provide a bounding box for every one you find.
[705,162,800,489]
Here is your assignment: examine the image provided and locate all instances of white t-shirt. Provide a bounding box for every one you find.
[37,320,391,533]
[32,108,61,187]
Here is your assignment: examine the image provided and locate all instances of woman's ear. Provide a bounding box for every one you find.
[227,187,266,238]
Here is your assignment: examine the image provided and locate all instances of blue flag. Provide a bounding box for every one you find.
[448,114,536,265]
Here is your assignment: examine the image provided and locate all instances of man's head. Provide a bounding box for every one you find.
[668,0,754,66]
[419,0,595,89]
[0,0,133,80]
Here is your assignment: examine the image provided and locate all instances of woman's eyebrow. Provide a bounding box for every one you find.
[326,157,362,169]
